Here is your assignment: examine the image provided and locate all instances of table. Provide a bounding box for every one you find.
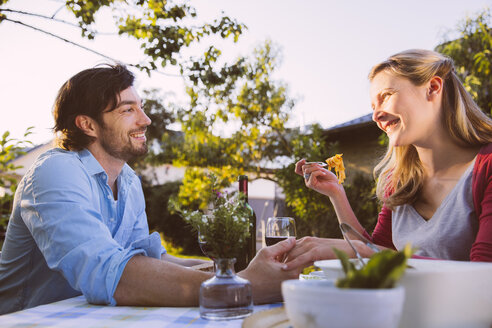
[0,296,282,327]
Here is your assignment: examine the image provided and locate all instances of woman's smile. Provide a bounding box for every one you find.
[383,118,400,133]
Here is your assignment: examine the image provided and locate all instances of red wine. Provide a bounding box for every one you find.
[265,236,288,246]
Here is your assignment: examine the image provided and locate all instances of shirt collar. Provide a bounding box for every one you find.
[77,149,135,180]
[78,149,105,176]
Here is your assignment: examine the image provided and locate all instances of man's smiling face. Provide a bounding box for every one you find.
[96,86,152,162]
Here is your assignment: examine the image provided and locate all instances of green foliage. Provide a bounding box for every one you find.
[0,0,377,245]
[435,8,492,114]
[146,42,379,241]
[142,180,202,255]
[343,173,379,233]
[279,172,379,239]
[275,126,340,237]
[169,173,251,259]
[148,41,301,224]
[151,41,294,174]
[141,88,176,143]
[334,244,413,289]
[0,128,33,234]
[0,1,382,249]
[1,1,246,84]
[275,125,379,238]
[177,168,215,209]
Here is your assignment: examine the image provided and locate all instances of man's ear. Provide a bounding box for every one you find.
[75,115,98,138]
[427,76,443,100]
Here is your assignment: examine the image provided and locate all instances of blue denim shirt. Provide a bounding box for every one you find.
[0,148,165,314]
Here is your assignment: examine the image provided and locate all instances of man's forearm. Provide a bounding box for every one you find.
[113,255,213,307]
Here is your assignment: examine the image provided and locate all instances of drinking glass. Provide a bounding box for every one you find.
[265,217,296,246]
[198,229,215,260]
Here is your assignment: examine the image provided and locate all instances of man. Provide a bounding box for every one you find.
[0,64,299,314]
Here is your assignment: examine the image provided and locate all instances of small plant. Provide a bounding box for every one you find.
[169,173,252,259]
[333,244,413,289]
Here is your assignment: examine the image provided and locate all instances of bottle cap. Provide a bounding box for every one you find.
[238,175,248,181]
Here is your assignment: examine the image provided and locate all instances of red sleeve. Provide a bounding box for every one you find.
[470,143,492,262]
[364,205,397,250]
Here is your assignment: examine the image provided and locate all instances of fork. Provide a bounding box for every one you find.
[339,222,381,267]
[339,224,367,267]
[303,161,327,180]
[340,223,381,253]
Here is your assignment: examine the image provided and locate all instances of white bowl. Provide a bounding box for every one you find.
[281,279,405,328]
[315,259,492,328]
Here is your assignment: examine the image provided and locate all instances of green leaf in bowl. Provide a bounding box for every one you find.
[334,244,413,289]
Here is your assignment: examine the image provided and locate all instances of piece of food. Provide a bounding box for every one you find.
[325,154,346,184]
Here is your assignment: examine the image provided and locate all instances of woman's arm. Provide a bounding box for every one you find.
[282,237,381,270]
[295,159,366,236]
[470,145,492,261]
[365,205,397,250]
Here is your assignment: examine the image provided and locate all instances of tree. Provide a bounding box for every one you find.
[0,0,250,249]
[275,126,378,238]
[435,7,492,115]
[145,40,297,208]
[150,40,294,198]
[1,1,379,248]
[142,180,203,255]
[155,41,379,240]
[0,0,245,82]
[169,41,294,177]
[0,128,32,244]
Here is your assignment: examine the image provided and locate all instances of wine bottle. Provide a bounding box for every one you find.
[235,175,257,272]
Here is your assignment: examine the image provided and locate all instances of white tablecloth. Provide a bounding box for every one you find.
[0,296,282,327]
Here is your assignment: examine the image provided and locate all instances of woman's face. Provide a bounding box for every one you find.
[370,71,441,148]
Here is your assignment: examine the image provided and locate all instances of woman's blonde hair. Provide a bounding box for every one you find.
[370,49,492,208]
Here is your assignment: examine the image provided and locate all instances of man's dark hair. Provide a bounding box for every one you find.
[53,63,135,151]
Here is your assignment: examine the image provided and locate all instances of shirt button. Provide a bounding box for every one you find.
[107,194,112,199]
[109,218,115,222]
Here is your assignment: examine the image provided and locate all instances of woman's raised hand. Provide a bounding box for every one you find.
[294,159,344,198]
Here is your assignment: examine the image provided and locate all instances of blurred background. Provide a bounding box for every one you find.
[0,0,490,255]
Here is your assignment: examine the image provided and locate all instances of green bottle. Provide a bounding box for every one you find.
[235,175,257,272]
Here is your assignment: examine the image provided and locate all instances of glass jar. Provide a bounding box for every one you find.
[199,258,253,320]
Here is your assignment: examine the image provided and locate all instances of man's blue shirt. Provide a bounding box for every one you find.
[0,148,165,314]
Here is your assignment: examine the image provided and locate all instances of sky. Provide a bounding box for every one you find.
[0,0,490,145]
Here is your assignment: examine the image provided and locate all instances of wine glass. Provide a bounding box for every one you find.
[198,229,214,260]
[265,217,296,246]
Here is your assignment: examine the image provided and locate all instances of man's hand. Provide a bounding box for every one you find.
[238,237,300,304]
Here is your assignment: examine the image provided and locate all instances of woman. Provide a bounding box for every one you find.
[285,49,492,268]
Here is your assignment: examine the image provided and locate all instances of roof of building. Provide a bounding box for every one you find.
[324,113,374,134]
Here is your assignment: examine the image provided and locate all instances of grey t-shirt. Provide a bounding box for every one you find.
[392,160,477,260]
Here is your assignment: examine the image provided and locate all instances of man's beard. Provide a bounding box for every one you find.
[99,130,148,162]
